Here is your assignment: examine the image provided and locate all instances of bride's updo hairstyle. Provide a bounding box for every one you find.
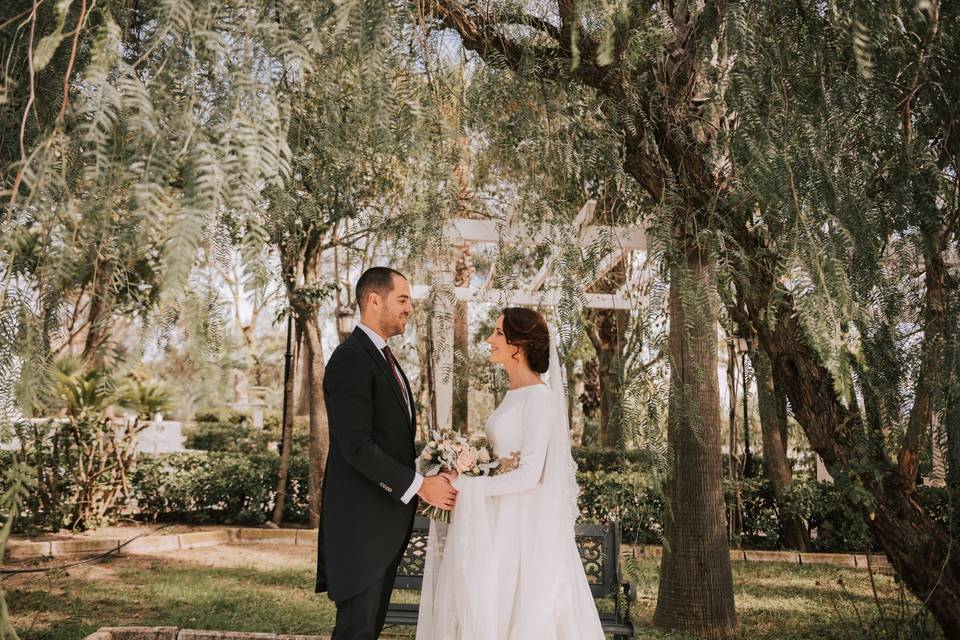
[502,307,550,374]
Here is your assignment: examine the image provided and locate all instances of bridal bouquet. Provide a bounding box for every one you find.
[417,428,500,522]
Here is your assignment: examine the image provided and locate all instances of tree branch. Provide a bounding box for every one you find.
[898,224,947,484]
[426,0,621,95]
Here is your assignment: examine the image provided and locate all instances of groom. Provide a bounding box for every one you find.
[316,266,458,640]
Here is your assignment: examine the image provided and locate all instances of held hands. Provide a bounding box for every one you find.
[417,473,458,511]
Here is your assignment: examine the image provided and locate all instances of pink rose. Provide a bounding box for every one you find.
[455,449,478,473]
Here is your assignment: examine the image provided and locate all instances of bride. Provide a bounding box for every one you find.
[416,307,605,639]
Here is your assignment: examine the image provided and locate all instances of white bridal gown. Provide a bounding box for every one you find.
[416,374,606,640]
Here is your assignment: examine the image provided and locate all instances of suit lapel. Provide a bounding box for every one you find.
[353,327,411,424]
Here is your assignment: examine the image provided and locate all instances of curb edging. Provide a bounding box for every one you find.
[7,527,890,572]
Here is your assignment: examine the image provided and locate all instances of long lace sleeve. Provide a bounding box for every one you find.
[454,387,552,497]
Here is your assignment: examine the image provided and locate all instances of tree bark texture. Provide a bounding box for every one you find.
[585,261,628,447]
[731,222,960,639]
[752,347,809,551]
[654,246,738,640]
[272,320,300,525]
[301,315,328,529]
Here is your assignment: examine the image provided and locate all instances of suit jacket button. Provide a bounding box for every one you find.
[380,483,392,493]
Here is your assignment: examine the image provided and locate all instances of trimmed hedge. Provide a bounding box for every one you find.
[131,452,311,525]
[4,447,949,554]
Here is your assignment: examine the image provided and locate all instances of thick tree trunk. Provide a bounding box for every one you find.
[752,347,809,551]
[585,308,628,447]
[301,315,329,529]
[272,320,300,525]
[732,223,960,639]
[654,246,738,639]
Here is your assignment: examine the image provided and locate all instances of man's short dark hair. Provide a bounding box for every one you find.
[356,267,406,311]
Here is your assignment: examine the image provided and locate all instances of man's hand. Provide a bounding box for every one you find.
[417,474,458,510]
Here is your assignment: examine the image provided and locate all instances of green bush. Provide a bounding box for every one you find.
[577,470,664,544]
[182,422,277,454]
[571,447,654,473]
[9,444,952,551]
[192,409,250,425]
[131,452,311,525]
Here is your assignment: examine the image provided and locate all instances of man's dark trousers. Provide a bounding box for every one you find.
[331,540,407,640]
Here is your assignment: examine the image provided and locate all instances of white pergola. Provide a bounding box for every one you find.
[413,201,649,429]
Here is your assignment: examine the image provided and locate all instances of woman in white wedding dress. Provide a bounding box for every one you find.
[417,308,605,640]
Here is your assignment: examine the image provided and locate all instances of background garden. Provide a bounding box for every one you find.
[1,1,958,639]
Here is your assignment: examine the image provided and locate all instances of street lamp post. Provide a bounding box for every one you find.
[272,312,295,524]
[336,305,355,343]
[735,334,753,477]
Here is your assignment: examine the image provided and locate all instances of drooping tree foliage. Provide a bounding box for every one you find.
[723,1,959,635]
[0,1,329,633]
[1,0,958,638]
[417,0,959,637]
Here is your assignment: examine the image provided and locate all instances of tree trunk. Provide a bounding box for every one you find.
[585,261,628,447]
[752,347,809,551]
[301,315,329,529]
[296,348,311,416]
[272,319,300,525]
[416,309,435,441]
[943,300,960,544]
[741,355,752,477]
[82,254,113,369]
[726,341,742,539]
[579,358,600,446]
[654,246,738,639]
[732,223,960,639]
[453,298,469,433]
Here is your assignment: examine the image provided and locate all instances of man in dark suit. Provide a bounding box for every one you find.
[317,266,457,640]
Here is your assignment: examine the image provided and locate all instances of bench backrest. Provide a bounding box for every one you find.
[394,516,622,598]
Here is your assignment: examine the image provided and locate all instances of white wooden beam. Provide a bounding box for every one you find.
[530,200,598,292]
[446,218,647,251]
[412,285,632,310]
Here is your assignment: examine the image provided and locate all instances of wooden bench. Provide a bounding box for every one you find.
[385,516,636,639]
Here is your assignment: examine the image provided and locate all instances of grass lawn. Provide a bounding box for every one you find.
[3,543,942,640]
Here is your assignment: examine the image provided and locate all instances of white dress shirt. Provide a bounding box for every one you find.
[356,322,422,504]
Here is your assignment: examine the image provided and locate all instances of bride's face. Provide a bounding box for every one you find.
[486,315,520,367]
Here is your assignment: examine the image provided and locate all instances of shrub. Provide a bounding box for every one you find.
[131,452,311,525]
[182,422,276,454]
[10,444,951,552]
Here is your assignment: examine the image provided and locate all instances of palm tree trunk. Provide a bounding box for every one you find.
[654,245,738,639]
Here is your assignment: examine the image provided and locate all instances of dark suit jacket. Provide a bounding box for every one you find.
[316,326,418,602]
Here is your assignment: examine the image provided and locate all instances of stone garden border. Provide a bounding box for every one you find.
[10,529,887,640]
[5,526,891,571]
[5,528,317,560]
